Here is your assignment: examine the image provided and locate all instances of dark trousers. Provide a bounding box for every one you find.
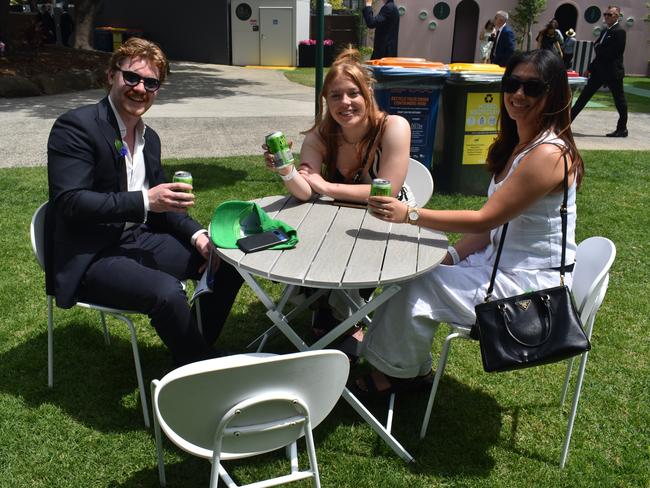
[79,224,243,366]
[571,74,628,131]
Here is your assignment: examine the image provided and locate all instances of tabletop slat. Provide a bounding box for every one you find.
[341,212,392,286]
[304,205,367,287]
[266,200,338,284]
[380,222,420,282]
[417,228,448,273]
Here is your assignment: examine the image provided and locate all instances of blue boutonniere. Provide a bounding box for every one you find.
[114,139,128,157]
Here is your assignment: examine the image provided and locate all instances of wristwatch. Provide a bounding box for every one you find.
[406,206,420,225]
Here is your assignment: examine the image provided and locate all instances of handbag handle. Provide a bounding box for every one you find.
[484,149,570,302]
[499,294,553,347]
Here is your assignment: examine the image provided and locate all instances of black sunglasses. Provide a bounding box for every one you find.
[115,68,161,92]
[603,12,616,17]
[502,75,549,97]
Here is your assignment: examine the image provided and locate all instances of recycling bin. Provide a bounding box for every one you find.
[435,63,504,195]
[366,58,449,170]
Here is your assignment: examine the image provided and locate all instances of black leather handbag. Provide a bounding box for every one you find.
[472,153,590,373]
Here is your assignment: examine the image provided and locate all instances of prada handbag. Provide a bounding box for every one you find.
[472,153,590,373]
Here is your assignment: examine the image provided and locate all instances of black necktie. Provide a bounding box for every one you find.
[491,30,500,58]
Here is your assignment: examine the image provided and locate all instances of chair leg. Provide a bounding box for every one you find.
[560,357,575,407]
[112,313,150,428]
[302,418,321,488]
[99,311,111,345]
[420,331,462,439]
[560,350,590,469]
[47,295,54,388]
[151,381,166,487]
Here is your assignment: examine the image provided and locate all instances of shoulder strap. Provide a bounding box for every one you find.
[483,150,569,301]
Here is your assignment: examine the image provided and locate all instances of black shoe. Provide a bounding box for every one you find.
[606,129,628,137]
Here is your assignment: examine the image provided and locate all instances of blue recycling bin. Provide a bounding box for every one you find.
[366,62,449,170]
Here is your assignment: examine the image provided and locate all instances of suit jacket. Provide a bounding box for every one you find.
[363,0,399,59]
[490,24,515,67]
[46,97,202,308]
[589,22,626,81]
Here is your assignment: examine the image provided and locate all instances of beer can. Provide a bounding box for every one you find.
[370,178,392,197]
[265,131,294,168]
[172,171,193,192]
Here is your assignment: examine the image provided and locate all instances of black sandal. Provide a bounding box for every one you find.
[350,370,433,399]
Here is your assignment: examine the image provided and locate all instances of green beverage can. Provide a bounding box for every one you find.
[265,131,294,168]
[370,178,392,197]
[173,171,193,192]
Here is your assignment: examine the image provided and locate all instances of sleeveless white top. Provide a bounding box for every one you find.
[487,131,577,269]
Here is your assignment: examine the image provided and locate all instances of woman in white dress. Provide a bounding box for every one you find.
[354,49,584,395]
[479,19,495,63]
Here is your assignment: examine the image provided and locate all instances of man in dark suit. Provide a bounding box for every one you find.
[570,5,628,137]
[363,0,399,60]
[490,10,515,67]
[46,38,243,367]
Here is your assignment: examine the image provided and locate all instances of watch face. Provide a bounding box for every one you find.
[409,209,419,221]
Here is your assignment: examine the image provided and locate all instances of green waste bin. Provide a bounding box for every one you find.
[366,59,449,170]
[434,63,504,195]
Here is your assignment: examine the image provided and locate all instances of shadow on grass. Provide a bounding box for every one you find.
[161,161,248,193]
[0,322,171,432]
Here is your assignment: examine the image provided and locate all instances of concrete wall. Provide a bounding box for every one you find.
[396,0,649,75]
[96,0,231,65]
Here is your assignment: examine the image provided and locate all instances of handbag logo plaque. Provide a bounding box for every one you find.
[516,299,531,311]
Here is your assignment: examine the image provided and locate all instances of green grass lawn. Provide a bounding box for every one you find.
[1,151,648,487]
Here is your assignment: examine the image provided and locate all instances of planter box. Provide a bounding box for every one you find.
[299,44,334,67]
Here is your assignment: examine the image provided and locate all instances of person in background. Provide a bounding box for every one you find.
[262,48,415,360]
[570,5,628,137]
[563,28,577,69]
[490,10,516,67]
[46,38,244,367]
[479,19,495,64]
[536,22,563,58]
[353,50,582,396]
[550,19,564,45]
[362,0,399,60]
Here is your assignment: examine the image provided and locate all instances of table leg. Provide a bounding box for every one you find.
[341,388,415,463]
[310,285,401,350]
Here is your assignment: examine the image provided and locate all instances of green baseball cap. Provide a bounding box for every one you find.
[210,200,298,249]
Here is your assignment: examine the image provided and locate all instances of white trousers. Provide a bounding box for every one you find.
[362,248,571,378]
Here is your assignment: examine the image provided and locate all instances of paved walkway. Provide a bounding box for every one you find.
[0,61,648,169]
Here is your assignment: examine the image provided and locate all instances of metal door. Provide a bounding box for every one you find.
[260,7,293,66]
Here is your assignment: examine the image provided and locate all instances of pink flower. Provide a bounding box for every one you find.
[299,39,333,46]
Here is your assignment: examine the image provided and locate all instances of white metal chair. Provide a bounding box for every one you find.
[405,158,434,208]
[151,350,349,488]
[417,236,616,468]
[30,202,200,428]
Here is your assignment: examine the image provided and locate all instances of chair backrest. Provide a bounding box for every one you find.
[405,158,434,208]
[30,202,48,271]
[153,350,349,460]
[571,237,616,335]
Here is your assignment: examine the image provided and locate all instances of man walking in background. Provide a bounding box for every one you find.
[490,10,515,67]
[570,5,628,137]
[363,0,399,60]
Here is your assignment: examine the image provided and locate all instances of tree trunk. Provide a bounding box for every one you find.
[73,0,103,50]
[0,0,9,45]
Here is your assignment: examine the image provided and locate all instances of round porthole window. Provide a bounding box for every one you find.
[235,3,252,21]
[398,5,406,16]
[428,21,437,31]
[418,10,428,20]
[584,6,601,24]
[433,2,450,20]
[625,17,634,27]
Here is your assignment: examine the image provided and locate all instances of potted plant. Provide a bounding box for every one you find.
[298,39,334,67]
